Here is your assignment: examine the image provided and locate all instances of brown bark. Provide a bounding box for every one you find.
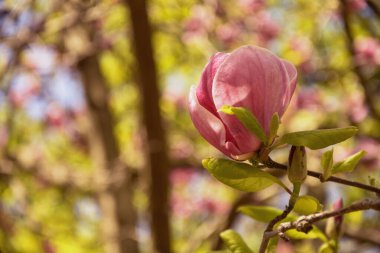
[125,0,171,252]
[78,55,139,253]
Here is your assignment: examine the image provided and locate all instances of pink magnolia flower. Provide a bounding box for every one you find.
[188,46,297,160]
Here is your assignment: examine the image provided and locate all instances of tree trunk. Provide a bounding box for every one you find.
[78,55,139,253]
[125,0,171,252]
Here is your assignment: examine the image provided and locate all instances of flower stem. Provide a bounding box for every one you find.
[264,158,380,195]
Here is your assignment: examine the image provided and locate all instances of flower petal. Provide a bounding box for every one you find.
[281,60,297,109]
[189,86,236,157]
[196,52,229,116]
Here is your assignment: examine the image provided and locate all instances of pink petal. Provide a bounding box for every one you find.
[196,52,229,116]
[212,46,289,149]
[281,60,297,111]
[189,86,238,157]
[196,52,238,145]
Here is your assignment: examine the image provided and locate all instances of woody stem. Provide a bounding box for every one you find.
[263,157,380,195]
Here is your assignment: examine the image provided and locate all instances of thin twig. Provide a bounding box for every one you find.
[259,183,300,253]
[263,198,380,240]
[264,158,380,195]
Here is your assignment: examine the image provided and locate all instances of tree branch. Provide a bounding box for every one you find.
[263,198,380,241]
[259,183,300,253]
[264,158,380,195]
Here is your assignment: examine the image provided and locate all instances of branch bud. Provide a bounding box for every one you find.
[288,146,307,183]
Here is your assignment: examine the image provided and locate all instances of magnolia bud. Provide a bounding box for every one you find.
[333,198,344,235]
[288,146,307,183]
[188,45,297,159]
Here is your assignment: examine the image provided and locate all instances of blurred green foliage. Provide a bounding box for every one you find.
[0,0,380,252]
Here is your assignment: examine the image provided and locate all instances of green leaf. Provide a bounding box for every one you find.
[220,106,267,144]
[202,158,290,193]
[332,150,366,174]
[321,149,334,181]
[277,127,358,150]
[286,226,328,242]
[319,242,335,253]
[268,112,280,145]
[238,205,297,223]
[220,230,254,253]
[293,195,323,215]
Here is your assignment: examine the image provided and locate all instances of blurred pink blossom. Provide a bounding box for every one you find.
[345,92,368,123]
[171,195,228,218]
[170,140,194,161]
[255,12,280,45]
[291,37,313,62]
[216,23,242,47]
[182,5,214,43]
[348,0,367,11]
[170,168,229,218]
[277,240,294,253]
[290,37,314,73]
[356,138,380,169]
[170,168,195,185]
[196,198,228,215]
[295,87,321,111]
[171,195,194,218]
[43,240,55,253]
[354,37,380,66]
[45,103,66,128]
[238,0,266,13]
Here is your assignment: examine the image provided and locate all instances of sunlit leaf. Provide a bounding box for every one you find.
[238,205,296,223]
[293,195,323,215]
[277,127,358,150]
[332,151,366,174]
[202,158,289,193]
[268,112,280,145]
[286,226,328,242]
[220,106,267,144]
[321,149,334,181]
[220,230,254,253]
[319,242,335,253]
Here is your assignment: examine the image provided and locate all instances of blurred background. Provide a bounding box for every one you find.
[0,0,380,252]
